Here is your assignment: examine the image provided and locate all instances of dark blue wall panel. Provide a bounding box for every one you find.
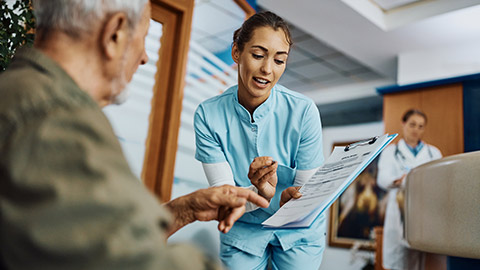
[454,79,480,268]
[463,80,480,152]
[448,256,480,270]
[377,73,480,94]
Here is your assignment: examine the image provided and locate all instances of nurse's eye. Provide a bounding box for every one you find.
[274,59,285,65]
[252,53,263,59]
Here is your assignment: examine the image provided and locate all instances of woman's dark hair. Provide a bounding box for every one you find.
[233,11,292,52]
[402,109,427,124]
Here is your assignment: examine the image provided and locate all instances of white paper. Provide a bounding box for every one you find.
[262,134,396,228]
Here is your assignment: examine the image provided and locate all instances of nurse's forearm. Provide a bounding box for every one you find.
[202,162,235,186]
[202,162,260,212]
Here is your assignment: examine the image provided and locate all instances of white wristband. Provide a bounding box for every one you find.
[244,185,260,212]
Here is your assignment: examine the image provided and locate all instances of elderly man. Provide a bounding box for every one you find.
[0,1,279,269]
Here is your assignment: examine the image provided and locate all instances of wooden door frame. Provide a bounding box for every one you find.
[142,0,194,202]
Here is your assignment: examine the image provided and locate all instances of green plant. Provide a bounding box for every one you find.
[0,0,35,71]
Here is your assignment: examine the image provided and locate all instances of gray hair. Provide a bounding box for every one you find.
[33,0,149,38]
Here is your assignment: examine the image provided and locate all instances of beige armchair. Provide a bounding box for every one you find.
[404,151,480,259]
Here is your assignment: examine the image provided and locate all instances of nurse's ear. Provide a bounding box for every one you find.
[231,43,240,64]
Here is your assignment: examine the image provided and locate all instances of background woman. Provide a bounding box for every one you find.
[377,109,442,270]
[194,11,326,270]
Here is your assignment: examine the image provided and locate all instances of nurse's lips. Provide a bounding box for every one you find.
[253,77,270,88]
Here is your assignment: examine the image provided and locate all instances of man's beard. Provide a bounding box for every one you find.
[109,55,129,105]
[111,79,129,105]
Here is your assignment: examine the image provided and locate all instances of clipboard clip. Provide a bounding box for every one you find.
[344,136,378,152]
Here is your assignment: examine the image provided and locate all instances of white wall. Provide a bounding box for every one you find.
[322,121,385,159]
[398,41,480,85]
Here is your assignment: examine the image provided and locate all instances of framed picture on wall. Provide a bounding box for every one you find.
[328,141,388,250]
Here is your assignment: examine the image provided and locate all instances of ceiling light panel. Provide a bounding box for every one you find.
[371,0,422,11]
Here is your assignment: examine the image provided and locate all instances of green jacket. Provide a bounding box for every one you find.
[0,48,218,270]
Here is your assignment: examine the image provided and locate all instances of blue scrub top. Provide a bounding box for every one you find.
[194,84,326,257]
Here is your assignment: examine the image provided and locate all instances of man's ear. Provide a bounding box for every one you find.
[231,43,240,64]
[101,12,129,60]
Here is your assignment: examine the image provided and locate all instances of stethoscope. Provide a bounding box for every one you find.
[394,142,433,171]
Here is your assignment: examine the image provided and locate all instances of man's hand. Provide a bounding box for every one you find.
[165,185,269,236]
[248,157,278,201]
[280,186,302,207]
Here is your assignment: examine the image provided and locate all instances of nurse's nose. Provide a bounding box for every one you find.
[260,59,273,75]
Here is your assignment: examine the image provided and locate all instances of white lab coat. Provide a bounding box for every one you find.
[377,139,442,270]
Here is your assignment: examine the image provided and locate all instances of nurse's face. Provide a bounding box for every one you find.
[402,114,426,144]
[232,26,289,108]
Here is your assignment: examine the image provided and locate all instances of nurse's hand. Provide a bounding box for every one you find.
[248,157,278,201]
[280,186,302,207]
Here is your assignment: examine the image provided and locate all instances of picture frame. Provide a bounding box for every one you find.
[328,141,388,250]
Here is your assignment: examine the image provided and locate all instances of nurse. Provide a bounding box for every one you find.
[194,11,326,270]
[377,109,442,270]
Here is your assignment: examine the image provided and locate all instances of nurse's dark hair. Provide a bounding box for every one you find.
[233,11,292,52]
[402,109,427,124]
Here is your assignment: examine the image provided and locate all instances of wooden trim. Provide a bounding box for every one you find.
[374,227,386,270]
[234,0,256,19]
[142,0,194,202]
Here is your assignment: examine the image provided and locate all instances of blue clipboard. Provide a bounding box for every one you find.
[262,133,397,229]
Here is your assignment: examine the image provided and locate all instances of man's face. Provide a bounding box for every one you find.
[124,3,151,82]
[110,3,150,104]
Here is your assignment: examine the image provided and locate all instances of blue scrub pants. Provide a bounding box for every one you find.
[220,235,325,270]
